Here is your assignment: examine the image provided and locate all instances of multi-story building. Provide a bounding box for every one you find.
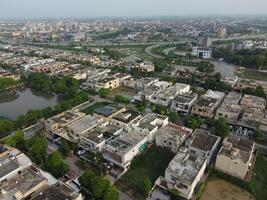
[150,83,191,107]
[156,124,193,153]
[165,150,207,199]
[192,90,225,118]
[191,47,212,59]
[215,92,243,124]
[170,92,198,113]
[186,129,221,164]
[215,137,255,181]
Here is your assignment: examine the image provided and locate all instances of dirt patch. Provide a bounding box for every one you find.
[201,179,255,200]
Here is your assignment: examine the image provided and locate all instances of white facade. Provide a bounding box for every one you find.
[192,47,212,59]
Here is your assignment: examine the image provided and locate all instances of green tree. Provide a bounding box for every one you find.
[59,140,71,157]
[0,118,14,138]
[99,88,110,97]
[29,137,47,164]
[5,131,26,149]
[141,177,152,196]
[213,118,229,138]
[45,151,69,178]
[184,116,203,130]
[103,185,119,200]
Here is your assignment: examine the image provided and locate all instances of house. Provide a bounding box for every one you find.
[215,137,256,181]
[192,90,225,118]
[215,92,243,124]
[102,130,148,169]
[31,182,83,200]
[156,124,193,153]
[0,165,48,200]
[111,109,141,128]
[80,121,122,152]
[186,129,221,164]
[164,150,207,199]
[150,83,191,107]
[132,113,169,142]
[134,80,172,101]
[170,92,198,113]
[94,105,126,119]
[240,95,266,111]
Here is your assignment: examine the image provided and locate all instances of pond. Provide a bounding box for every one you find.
[0,87,63,120]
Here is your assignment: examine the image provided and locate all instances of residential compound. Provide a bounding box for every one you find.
[215,137,256,181]
[0,145,83,200]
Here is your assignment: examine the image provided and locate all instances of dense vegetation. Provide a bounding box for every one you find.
[79,170,119,200]
[24,73,79,98]
[0,77,20,91]
[213,48,267,69]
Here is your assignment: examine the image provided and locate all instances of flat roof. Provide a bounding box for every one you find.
[0,166,47,199]
[219,137,254,164]
[157,124,193,140]
[31,182,80,200]
[166,152,206,185]
[94,105,123,117]
[0,154,20,179]
[190,129,220,152]
[112,109,140,124]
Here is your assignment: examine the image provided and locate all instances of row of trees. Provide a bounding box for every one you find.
[79,170,119,200]
[213,48,267,69]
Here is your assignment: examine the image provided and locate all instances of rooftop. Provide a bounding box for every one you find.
[0,154,20,179]
[173,92,198,103]
[67,114,102,134]
[112,109,140,124]
[189,129,220,152]
[0,166,47,199]
[166,151,206,185]
[31,182,81,200]
[157,124,193,141]
[94,105,124,117]
[219,136,254,164]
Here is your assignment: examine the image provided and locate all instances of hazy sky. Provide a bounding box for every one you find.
[0,0,267,18]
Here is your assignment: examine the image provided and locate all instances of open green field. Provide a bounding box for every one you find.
[107,87,137,100]
[236,70,267,81]
[81,101,111,115]
[116,145,174,200]
[250,155,267,200]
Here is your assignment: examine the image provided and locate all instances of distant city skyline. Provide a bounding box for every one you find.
[0,0,267,19]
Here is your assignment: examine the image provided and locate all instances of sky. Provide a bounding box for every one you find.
[0,0,267,18]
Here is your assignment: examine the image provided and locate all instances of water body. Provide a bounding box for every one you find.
[0,87,63,120]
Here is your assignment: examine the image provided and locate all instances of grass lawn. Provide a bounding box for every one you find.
[81,101,111,115]
[237,70,267,81]
[250,155,267,200]
[116,145,175,200]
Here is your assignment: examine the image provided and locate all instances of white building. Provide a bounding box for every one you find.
[156,124,193,153]
[165,150,207,199]
[192,47,212,59]
[150,83,191,107]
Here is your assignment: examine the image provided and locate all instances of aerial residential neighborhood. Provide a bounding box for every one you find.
[0,1,267,200]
